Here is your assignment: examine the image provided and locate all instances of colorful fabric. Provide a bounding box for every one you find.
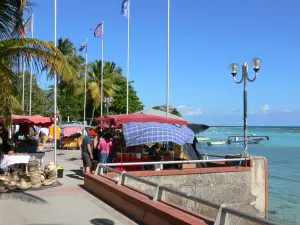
[97,138,112,154]
[63,126,83,137]
[123,122,194,147]
[90,23,103,38]
[79,40,88,53]
[24,14,33,33]
[121,0,129,17]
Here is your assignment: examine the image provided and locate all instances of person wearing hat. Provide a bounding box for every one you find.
[81,128,93,173]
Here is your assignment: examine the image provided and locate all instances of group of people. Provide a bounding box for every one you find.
[81,128,114,173]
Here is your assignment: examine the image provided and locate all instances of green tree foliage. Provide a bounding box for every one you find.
[0,2,73,126]
[109,79,144,115]
[12,71,52,116]
[152,105,182,117]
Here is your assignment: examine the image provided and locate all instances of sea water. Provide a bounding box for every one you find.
[196,126,300,225]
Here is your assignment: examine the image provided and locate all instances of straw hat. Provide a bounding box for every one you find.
[19,178,31,190]
[0,176,10,182]
[0,180,8,193]
[28,162,39,172]
[40,174,45,182]
[44,162,56,173]
[43,179,54,186]
[31,182,42,189]
[12,173,20,181]
[47,170,56,180]
[8,180,19,190]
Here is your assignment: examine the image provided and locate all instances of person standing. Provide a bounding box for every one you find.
[81,129,93,173]
[97,133,113,164]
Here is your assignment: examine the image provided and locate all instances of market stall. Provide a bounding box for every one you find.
[0,115,53,170]
[59,123,89,150]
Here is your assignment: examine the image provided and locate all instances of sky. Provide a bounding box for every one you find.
[27,0,300,126]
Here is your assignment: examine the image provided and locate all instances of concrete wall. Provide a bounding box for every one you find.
[126,157,267,225]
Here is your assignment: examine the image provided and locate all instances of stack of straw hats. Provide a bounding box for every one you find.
[0,176,9,193]
[19,178,31,190]
[43,162,56,186]
[28,162,42,189]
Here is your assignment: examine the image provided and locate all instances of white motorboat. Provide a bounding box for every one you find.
[207,141,227,146]
[196,137,210,142]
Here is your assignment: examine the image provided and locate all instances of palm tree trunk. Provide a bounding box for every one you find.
[90,107,95,125]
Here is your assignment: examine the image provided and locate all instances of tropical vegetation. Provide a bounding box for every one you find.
[152,105,182,117]
[0,1,144,126]
[0,0,73,126]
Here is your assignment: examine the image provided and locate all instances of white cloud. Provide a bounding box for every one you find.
[280,109,293,113]
[177,105,202,117]
[260,104,270,113]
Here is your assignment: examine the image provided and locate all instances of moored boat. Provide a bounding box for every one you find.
[228,137,264,144]
[207,140,227,146]
[196,137,210,142]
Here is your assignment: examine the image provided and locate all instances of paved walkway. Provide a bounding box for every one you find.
[0,148,138,225]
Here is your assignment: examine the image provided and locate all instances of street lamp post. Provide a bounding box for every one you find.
[229,58,262,155]
[104,97,112,115]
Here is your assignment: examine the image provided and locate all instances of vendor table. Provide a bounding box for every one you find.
[0,155,30,169]
[114,158,148,171]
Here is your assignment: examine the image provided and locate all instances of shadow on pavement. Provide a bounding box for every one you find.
[66,157,81,161]
[90,218,115,225]
[0,191,47,204]
[66,169,84,181]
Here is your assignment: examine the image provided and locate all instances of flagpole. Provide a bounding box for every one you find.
[100,21,104,117]
[126,0,130,114]
[29,13,34,116]
[54,0,57,167]
[22,47,25,111]
[166,0,170,118]
[83,38,88,133]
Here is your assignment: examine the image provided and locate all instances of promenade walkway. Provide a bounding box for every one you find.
[0,148,138,225]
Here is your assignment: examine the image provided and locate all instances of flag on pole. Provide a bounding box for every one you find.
[90,23,103,39]
[121,0,129,17]
[79,40,88,53]
[24,14,33,33]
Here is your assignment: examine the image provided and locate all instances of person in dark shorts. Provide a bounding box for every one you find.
[81,128,93,173]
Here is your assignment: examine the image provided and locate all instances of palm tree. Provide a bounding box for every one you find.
[46,38,84,121]
[80,60,122,123]
[0,1,73,126]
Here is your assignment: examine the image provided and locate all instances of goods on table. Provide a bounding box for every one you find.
[0,162,57,191]
[15,139,39,153]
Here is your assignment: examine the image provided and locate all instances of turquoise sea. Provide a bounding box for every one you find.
[196,126,300,225]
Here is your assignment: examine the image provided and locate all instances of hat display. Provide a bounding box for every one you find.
[19,178,31,190]
[29,163,42,187]
[31,182,42,189]
[0,180,8,193]
[43,179,55,186]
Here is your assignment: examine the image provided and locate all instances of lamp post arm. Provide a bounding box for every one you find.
[233,75,244,84]
[247,72,258,82]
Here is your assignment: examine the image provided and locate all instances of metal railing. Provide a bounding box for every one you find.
[94,162,279,225]
[100,157,249,170]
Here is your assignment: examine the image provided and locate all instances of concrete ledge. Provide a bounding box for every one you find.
[106,166,251,179]
[84,173,214,225]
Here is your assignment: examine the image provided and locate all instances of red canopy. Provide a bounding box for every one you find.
[96,114,188,126]
[0,115,54,127]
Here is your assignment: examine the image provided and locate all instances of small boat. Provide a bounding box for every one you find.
[207,141,227,146]
[196,137,210,142]
[228,138,264,144]
[250,133,256,136]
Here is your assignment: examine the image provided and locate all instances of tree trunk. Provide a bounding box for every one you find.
[90,107,95,125]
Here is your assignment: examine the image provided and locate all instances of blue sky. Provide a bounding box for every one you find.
[28,0,300,126]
